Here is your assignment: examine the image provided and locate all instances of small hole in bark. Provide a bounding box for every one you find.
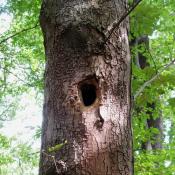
[80,83,97,106]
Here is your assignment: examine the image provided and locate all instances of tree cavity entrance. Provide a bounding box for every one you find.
[80,83,97,106]
[78,77,99,108]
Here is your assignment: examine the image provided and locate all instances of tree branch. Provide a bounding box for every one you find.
[143,43,158,74]
[134,59,175,100]
[0,103,14,121]
[0,66,33,87]
[105,0,143,43]
[0,22,39,45]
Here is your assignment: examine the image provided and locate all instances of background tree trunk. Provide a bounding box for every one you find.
[131,35,163,151]
[39,0,132,174]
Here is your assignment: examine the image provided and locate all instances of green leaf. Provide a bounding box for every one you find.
[48,140,67,153]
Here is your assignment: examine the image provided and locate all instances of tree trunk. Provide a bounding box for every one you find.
[39,1,132,174]
[132,35,163,151]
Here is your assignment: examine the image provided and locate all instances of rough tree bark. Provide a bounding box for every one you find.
[39,0,132,174]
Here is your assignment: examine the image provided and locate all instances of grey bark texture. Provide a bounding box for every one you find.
[39,0,132,174]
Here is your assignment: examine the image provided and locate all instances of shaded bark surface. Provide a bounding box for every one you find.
[39,0,132,174]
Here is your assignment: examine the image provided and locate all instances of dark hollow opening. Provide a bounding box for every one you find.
[80,83,97,106]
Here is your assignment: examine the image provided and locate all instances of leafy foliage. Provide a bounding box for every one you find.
[0,0,43,174]
[131,0,175,174]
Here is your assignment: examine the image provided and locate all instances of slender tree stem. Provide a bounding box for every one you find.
[105,0,143,43]
[134,59,175,99]
[0,22,39,45]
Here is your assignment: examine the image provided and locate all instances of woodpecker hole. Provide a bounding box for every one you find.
[80,83,97,106]
[78,77,100,108]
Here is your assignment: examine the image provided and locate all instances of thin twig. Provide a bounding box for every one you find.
[42,150,60,174]
[0,66,33,87]
[28,151,40,156]
[143,43,158,73]
[0,103,14,121]
[134,59,175,99]
[52,156,60,174]
[0,22,39,45]
[105,0,143,43]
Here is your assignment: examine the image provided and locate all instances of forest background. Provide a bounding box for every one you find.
[0,0,175,174]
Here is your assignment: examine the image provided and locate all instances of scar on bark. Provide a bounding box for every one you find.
[94,108,104,131]
[78,75,104,130]
[61,25,105,54]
